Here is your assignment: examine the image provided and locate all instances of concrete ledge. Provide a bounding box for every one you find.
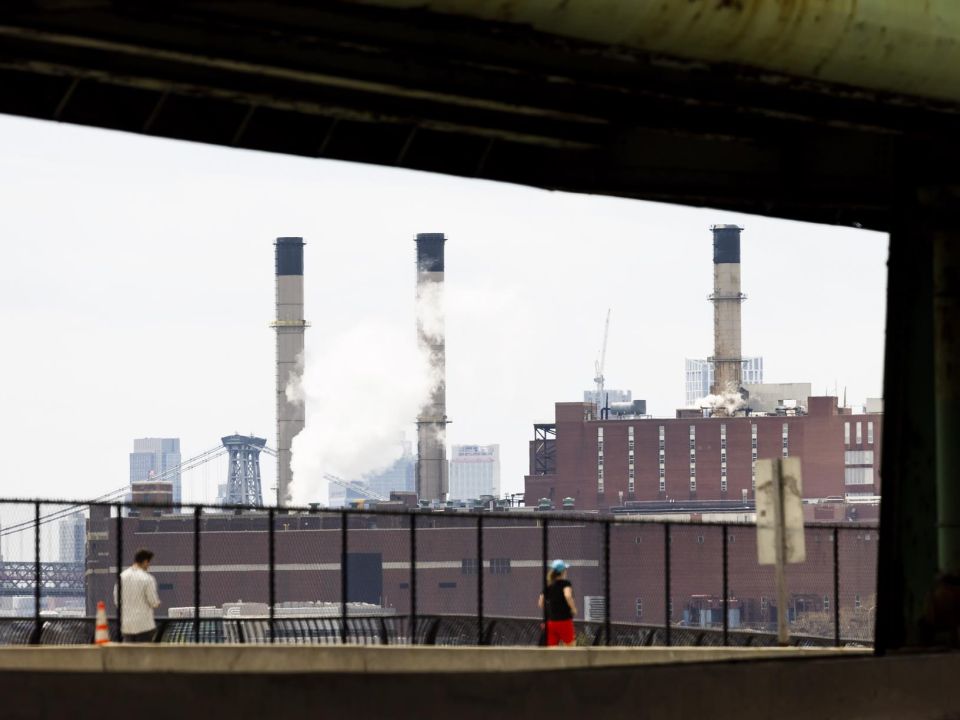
[1,648,959,719]
[0,645,866,674]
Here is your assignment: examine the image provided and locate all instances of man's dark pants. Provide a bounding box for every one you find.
[122,630,156,643]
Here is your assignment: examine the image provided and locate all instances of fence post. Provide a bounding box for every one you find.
[410,512,417,645]
[664,523,671,647]
[477,514,484,646]
[116,503,123,643]
[722,524,729,647]
[341,509,348,645]
[603,519,611,646]
[193,506,201,644]
[268,507,276,644]
[32,501,40,645]
[833,527,841,647]
[541,518,549,646]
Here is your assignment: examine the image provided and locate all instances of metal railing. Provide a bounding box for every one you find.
[0,615,865,647]
[0,498,878,648]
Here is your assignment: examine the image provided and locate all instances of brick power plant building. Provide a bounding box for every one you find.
[524,396,882,516]
[86,508,878,632]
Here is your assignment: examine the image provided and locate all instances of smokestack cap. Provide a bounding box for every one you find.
[711,225,742,264]
[275,237,304,276]
[415,233,446,273]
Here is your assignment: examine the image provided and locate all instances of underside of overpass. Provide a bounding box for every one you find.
[0,0,957,653]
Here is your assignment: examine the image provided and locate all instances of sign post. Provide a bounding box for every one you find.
[756,457,805,646]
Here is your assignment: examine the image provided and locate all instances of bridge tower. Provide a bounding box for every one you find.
[222,435,266,507]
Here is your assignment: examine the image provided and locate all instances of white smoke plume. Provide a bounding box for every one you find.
[696,387,746,416]
[287,321,436,506]
[287,280,445,507]
[415,279,444,343]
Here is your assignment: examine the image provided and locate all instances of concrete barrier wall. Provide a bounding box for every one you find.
[0,647,958,720]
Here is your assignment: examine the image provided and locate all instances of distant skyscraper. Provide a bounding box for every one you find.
[58,513,85,563]
[449,445,500,500]
[584,389,632,410]
[129,438,182,504]
[685,358,763,406]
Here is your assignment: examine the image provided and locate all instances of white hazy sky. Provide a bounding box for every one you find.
[0,114,888,505]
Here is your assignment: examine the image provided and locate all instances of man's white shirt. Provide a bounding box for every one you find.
[113,565,161,635]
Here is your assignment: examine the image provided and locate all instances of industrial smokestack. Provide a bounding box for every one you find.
[709,225,746,408]
[273,237,306,506]
[415,233,448,503]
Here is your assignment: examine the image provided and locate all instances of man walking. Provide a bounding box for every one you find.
[114,548,161,642]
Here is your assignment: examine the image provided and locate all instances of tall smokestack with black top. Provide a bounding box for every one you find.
[415,233,448,503]
[709,225,746,409]
[273,237,306,506]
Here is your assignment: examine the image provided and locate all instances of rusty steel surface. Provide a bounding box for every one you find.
[346,0,960,105]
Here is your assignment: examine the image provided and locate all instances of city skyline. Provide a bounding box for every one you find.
[0,114,887,505]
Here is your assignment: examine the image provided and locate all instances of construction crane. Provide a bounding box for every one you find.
[323,473,387,502]
[593,308,611,406]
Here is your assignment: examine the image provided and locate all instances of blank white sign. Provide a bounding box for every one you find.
[756,457,806,565]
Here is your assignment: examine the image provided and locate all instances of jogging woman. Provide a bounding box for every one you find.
[538,559,577,647]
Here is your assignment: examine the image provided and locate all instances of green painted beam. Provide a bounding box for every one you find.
[349,0,960,105]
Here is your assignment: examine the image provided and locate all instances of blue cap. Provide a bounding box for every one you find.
[551,559,568,572]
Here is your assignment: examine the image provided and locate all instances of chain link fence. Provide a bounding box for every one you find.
[0,499,876,647]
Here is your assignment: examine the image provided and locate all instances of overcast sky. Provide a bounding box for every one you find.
[0,114,888,508]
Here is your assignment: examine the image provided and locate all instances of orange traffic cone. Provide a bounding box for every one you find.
[94,601,110,646]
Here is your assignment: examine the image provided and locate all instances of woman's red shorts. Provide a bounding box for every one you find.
[546,619,575,646]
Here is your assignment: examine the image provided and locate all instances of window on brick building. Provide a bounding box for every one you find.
[635,598,643,619]
[597,427,605,493]
[490,558,511,575]
[461,558,479,575]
